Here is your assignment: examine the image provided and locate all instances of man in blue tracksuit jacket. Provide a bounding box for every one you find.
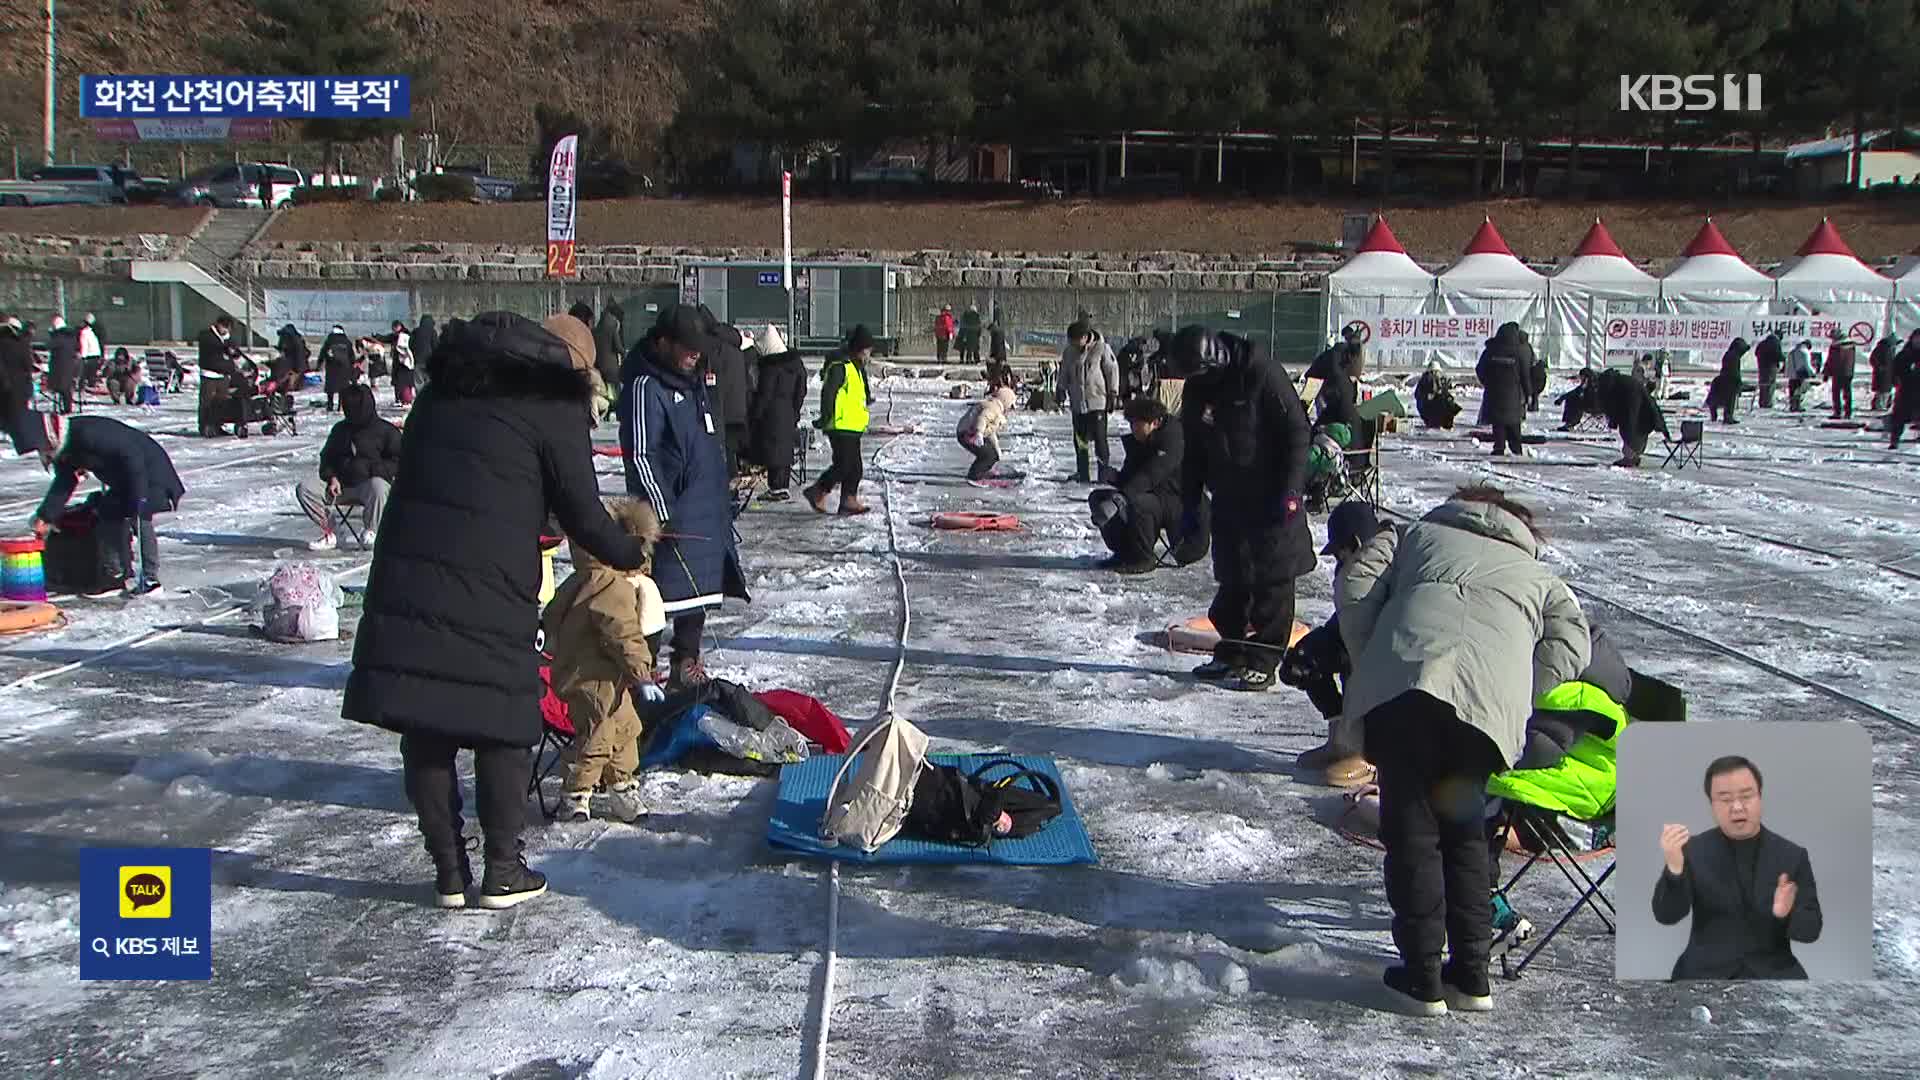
[618,304,749,690]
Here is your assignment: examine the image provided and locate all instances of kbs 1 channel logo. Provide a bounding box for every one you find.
[1620,74,1764,113]
[80,848,213,981]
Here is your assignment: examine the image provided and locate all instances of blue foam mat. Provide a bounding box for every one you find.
[766,753,1098,866]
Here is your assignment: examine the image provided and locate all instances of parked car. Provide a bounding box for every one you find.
[0,164,134,207]
[438,165,518,202]
[172,162,306,209]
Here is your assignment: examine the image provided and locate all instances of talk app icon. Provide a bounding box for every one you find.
[119,865,172,919]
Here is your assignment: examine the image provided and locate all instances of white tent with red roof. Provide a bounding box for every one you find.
[1434,218,1549,365]
[1547,219,1659,369]
[1656,219,1776,363]
[1772,219,1894,347]
[1325,216,1435,347]
[1890,246,1920,337]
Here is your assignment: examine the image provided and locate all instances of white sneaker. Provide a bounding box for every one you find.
[360,530,377,551]
[605,781,647,824]
[562,790,591,822]
[307,533,337,551]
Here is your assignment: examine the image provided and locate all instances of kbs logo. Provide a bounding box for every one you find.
[119,865,171,919]
[1620,75,1763,112]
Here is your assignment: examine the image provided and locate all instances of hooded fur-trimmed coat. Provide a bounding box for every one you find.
[342,312,649,748]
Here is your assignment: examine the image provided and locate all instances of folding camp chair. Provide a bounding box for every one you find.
[1490,670,1684,978]
[527,659,578,820]
[794,424,816,486]
[1337,416,1385,509]
[325,494,368,546]
[1490,801,1616,979]
[1661,419,1704,470]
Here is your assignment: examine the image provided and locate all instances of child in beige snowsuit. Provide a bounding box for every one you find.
[543,497,668,822]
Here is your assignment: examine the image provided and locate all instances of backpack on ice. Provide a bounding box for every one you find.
[904,758,1063,846]
[254,562,343,643]
[820,714,930,852]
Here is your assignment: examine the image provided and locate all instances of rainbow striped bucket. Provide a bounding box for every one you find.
[0,538,47,603]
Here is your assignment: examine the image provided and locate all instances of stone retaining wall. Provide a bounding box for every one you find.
[0,230,192,276]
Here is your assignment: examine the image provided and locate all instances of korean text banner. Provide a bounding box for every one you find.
[81,76,410,119]
[1604,314,1876,353]
[547,134,579,279]
[1341,313,1498,352]
[79,847,213,981]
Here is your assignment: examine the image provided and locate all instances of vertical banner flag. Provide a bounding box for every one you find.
[781,170,794,290]
[546,134,578,279]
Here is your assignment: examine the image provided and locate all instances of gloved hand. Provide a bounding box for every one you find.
[1097,464,1121,486]
[133,497,148,518]
[1281,491,1303,523]
[637,680,667,705]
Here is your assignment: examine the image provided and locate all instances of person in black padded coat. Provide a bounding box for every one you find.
[1168,325,1316,694]
[342,312,649,912]
[748,324,807,502]
[1476,323,1533,456]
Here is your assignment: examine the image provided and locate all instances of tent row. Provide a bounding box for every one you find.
[1326,216,1920,368]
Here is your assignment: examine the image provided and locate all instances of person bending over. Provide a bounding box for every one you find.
[30,413,184,597]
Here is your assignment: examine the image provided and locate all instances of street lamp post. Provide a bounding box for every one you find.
[44,0,57,165]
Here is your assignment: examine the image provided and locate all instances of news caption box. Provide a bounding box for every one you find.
[81,76,411,119]
[79,847,212,981]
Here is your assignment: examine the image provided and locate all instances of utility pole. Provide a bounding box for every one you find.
[43,0,57,165]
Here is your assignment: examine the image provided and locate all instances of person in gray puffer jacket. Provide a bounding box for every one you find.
[1336,485,1591,1016]
[1058,319,1121,481]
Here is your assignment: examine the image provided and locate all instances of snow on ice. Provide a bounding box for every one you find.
[0,372,1916,1078]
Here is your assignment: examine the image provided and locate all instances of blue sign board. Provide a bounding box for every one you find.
[757,271,784,287]
[81,76,411,119]
[79,847,213,981]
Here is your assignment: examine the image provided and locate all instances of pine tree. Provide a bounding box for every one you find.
[221,0,422,185]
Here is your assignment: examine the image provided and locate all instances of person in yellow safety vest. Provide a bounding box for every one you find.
[804,324,875,516]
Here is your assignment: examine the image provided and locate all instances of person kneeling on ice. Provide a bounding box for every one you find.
[1090,396,1209,573]
[28,414,184,597]
[1337,485,1591,1015]
[297,384,401,551]
[545,497,670,823]
[956,385,1018,481]
[1413,362,1460,430]
[1280,501,1385,787]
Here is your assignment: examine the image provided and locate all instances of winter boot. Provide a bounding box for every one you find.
[1296,738,1341,772]
[1440,960,1493,1013]
[837,495,872,516]
[308,532,338,551]
[1321,755,1374,788]
[562,790,592,822]
[669,656,711,692]
[432,838,475,910]
[605,780,647,824]
[1225,667,1279,693]
[803,485,830,514]
[478,854,548,910]
[1382,963,1447,1018]
[760,488,792,504]
[1191,656,1236,681]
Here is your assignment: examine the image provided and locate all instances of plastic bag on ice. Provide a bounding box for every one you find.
[254,561,343,643]
[697,713,810,764]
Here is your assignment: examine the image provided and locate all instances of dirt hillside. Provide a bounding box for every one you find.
[0,0,692,160]
[261,197,1920,263]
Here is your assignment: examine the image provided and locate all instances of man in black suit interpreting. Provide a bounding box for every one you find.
[1653,755,1822,979]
